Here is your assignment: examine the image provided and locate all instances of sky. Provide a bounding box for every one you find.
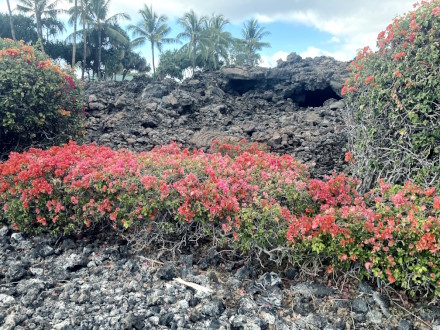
[1,0,416,67]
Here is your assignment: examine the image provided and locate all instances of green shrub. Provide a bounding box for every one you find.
[0,38,84,159]
[343,1,440,191]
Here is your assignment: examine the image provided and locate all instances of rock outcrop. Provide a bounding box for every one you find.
[84,53,349,177]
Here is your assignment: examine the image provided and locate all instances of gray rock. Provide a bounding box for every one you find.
[366,310,383,324]
[0,226,9,237]
[352,298,368,313]
[398,319,413,330]
[157,262,178,281]
[291,283,335,298]
[221,66,267,80]
[7,261,28,281]
[0,294,15,308]
[201,299,225,317]
[256,272,282,288]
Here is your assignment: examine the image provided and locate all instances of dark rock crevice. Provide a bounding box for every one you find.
[286,86,342,107]
[226,79,263,95]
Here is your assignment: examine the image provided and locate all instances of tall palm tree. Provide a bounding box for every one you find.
[17,0,61,52]
[241,18,270,67]
[6,0,16,41]
[202,14,232,70]
[177,10,207,74]
[86,0,130,80]
[81,0,87,79]
[128,4,173,76]
[67,0,79,67]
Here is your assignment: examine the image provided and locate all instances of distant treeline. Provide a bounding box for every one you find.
[1,0,271,80]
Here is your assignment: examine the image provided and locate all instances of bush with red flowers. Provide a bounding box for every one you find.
[0,38,84,159]
[343,0,440,191]
[1,141,440,297]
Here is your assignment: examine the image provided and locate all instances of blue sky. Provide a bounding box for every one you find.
[2,0,416,67]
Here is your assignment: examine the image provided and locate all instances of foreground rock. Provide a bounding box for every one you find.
[0,225,437,330]
[84,53,348,178]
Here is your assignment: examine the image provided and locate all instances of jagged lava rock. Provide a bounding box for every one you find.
[83,53,349,177]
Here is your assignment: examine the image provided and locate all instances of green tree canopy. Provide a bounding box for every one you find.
[240,18,270,66]
[177,10,207,74]
[128,4,173,76]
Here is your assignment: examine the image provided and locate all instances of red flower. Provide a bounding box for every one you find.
[341,86,348,96]
[395,70,402,78]
[327,265,334,273]
[409,19,419,31]
[394,52,406,61]
[433,196,440,210]
[344,151,355,163]
[377,30,386,40]
[365,75,374,85]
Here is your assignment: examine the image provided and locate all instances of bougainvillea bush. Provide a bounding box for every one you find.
[1,141,440,297]
[343,1,440,191]
[0,38,84,159]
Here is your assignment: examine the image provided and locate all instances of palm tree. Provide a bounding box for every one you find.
[17,0,61,52]
[202,14,232,70]
[241,18,270,67]
[6,0,16,41]
[81,0,87,79]
[67,0,79,67]
[128,4,173,76]
[177,10,207,74]
[41,16,65,41]
[86,0,130,80]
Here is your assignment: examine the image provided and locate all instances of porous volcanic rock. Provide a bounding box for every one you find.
[0,225,434,329]
[83,53,348,177]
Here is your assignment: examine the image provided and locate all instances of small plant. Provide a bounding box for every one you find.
[0,38,84,159]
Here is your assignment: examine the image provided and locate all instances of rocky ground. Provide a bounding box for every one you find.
[1,225,439,330]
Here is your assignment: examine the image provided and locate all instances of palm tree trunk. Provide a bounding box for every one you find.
[72,0,77,68]
[192,42,196,75]
[98,22,102,80]
[151,40,155,76]
[6,0,16,41]
[81,0,86,80]
[36,13,45,53]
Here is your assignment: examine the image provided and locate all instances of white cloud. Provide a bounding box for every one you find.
[260,50,289,67]
[328,36,340,44]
